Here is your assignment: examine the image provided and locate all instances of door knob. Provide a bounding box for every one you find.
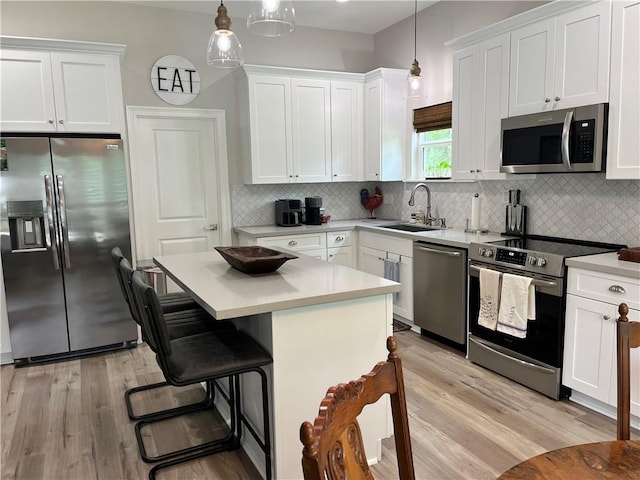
[204,224,218,231]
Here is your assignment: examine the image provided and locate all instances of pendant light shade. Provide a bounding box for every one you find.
[247,0,295,37]
[407,0,424,98]
[207,2,244,68]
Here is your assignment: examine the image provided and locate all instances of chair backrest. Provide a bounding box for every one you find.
[616,302,640,440]
[110,247,132,312]
[300,336,415,480]
[119,257,143,325]
[130,270,172,358]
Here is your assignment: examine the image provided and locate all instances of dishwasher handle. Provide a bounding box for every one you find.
[414,244,461,257]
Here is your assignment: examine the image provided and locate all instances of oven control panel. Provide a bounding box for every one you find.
[495,248,527,266]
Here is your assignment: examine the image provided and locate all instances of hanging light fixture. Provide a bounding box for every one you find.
[407,0,424,98]
[207,1,244,68]
[247,0,295,37]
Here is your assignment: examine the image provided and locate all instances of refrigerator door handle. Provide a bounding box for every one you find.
[44,175,61,270]
[56,175,71,268]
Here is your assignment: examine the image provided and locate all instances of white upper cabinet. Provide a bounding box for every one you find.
[291,78,332,183]
[509,2,611,116]
[453,34,512,180]
[363,69,406,182]
[243,66,365,184]
[247,75,293,184]
[606,1,640,180]
[0,38,125,133]
[330,81,363,182]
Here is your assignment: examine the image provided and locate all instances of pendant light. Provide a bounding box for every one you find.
[247,0,295,37]
[207,1,244,68]
[407,0,424,98]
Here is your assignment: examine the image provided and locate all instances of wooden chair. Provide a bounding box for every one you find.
[617,302,640,440]
[300,336,415,480]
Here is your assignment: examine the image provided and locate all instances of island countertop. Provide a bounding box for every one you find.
[154,250,401,320]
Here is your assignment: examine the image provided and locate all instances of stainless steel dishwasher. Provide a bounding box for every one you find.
[413,241,467,345]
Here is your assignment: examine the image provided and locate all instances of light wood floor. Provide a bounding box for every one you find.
[1,330,629,480]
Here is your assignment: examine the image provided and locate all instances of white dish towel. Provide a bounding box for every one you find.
[478,268,501,330]
[497,273,536,339]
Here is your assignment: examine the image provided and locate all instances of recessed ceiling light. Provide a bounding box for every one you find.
[336,0,349,3]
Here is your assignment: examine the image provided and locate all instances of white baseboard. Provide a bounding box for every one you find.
[0,352,13,365]
[569,391,640,431]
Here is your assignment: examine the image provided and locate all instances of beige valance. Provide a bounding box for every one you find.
[413,101,452,132]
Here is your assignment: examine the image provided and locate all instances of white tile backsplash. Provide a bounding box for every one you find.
[232,174,640,247]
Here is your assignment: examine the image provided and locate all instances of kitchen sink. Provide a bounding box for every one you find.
[381,223,443,233]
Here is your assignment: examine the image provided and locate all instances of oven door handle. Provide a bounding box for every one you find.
[469,336,557,375]
[468,264,558,288]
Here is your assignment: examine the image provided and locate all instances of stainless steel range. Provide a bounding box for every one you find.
[467,235,625,399]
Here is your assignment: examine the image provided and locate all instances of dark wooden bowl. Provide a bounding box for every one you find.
[215,246,298,274]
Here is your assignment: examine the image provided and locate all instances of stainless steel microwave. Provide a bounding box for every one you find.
[500,103,608,174]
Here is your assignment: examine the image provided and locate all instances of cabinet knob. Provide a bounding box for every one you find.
[333,174,338,177]
[603,314,611,321]
[288,240,297,246]
[335,236,344,242]
[295,175,299,178]
[545,98,551,103]
[554,96,560,101]
[289,175,293,178]
[470,169,475,173]
[48,119,54,124]
[59,119,64,124]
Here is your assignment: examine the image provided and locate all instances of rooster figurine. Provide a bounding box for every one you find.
[364,186,383,219]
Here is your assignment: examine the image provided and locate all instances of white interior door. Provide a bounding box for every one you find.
[126,106,231,264]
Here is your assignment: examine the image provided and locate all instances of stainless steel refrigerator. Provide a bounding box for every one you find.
[1,136,137,364]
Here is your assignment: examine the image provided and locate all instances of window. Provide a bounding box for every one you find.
[418,128,452,179]
[412,102,452,180]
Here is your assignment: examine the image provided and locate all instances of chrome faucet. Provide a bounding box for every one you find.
[408,183,445,227]
[408,183,433,225]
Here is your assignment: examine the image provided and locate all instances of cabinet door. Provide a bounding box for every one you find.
[331,81,363,181]
[391,253,413,322]
[509,18,555,116]
[476,34,511,179]
[562,294,616,403]
[363,79,382,181]
[608,306,640,415]
[50,52,123,133]
[358,245,385,277]
[247,75,293,183]
[451,45,478,180]
[0,49,57,132]
[327,246,354,267]
[553,3,610,110]
[291,78,332,182]
[606,1,640,180]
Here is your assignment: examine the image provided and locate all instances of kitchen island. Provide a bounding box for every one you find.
[154,251,401,480]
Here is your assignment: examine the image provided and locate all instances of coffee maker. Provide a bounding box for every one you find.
[304,197,322,225]
[275,199,302,227]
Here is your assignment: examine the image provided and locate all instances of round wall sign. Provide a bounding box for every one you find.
[150,55,200,105]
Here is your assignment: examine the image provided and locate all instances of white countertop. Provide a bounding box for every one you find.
[566,252,640,279]
[234,219,509,248]
[154,250,400,319]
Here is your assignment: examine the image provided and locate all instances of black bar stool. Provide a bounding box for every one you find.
[131,271,272,480]
[110,247,235,421]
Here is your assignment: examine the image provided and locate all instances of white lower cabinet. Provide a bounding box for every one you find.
[563,267,640,417]
[358,232,413,322]
[563,294,617,403]
[326,231,354,267]
[241,230,356,266]
[254,233,327,261]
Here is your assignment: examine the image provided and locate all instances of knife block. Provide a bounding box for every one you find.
[505,204,527,236]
